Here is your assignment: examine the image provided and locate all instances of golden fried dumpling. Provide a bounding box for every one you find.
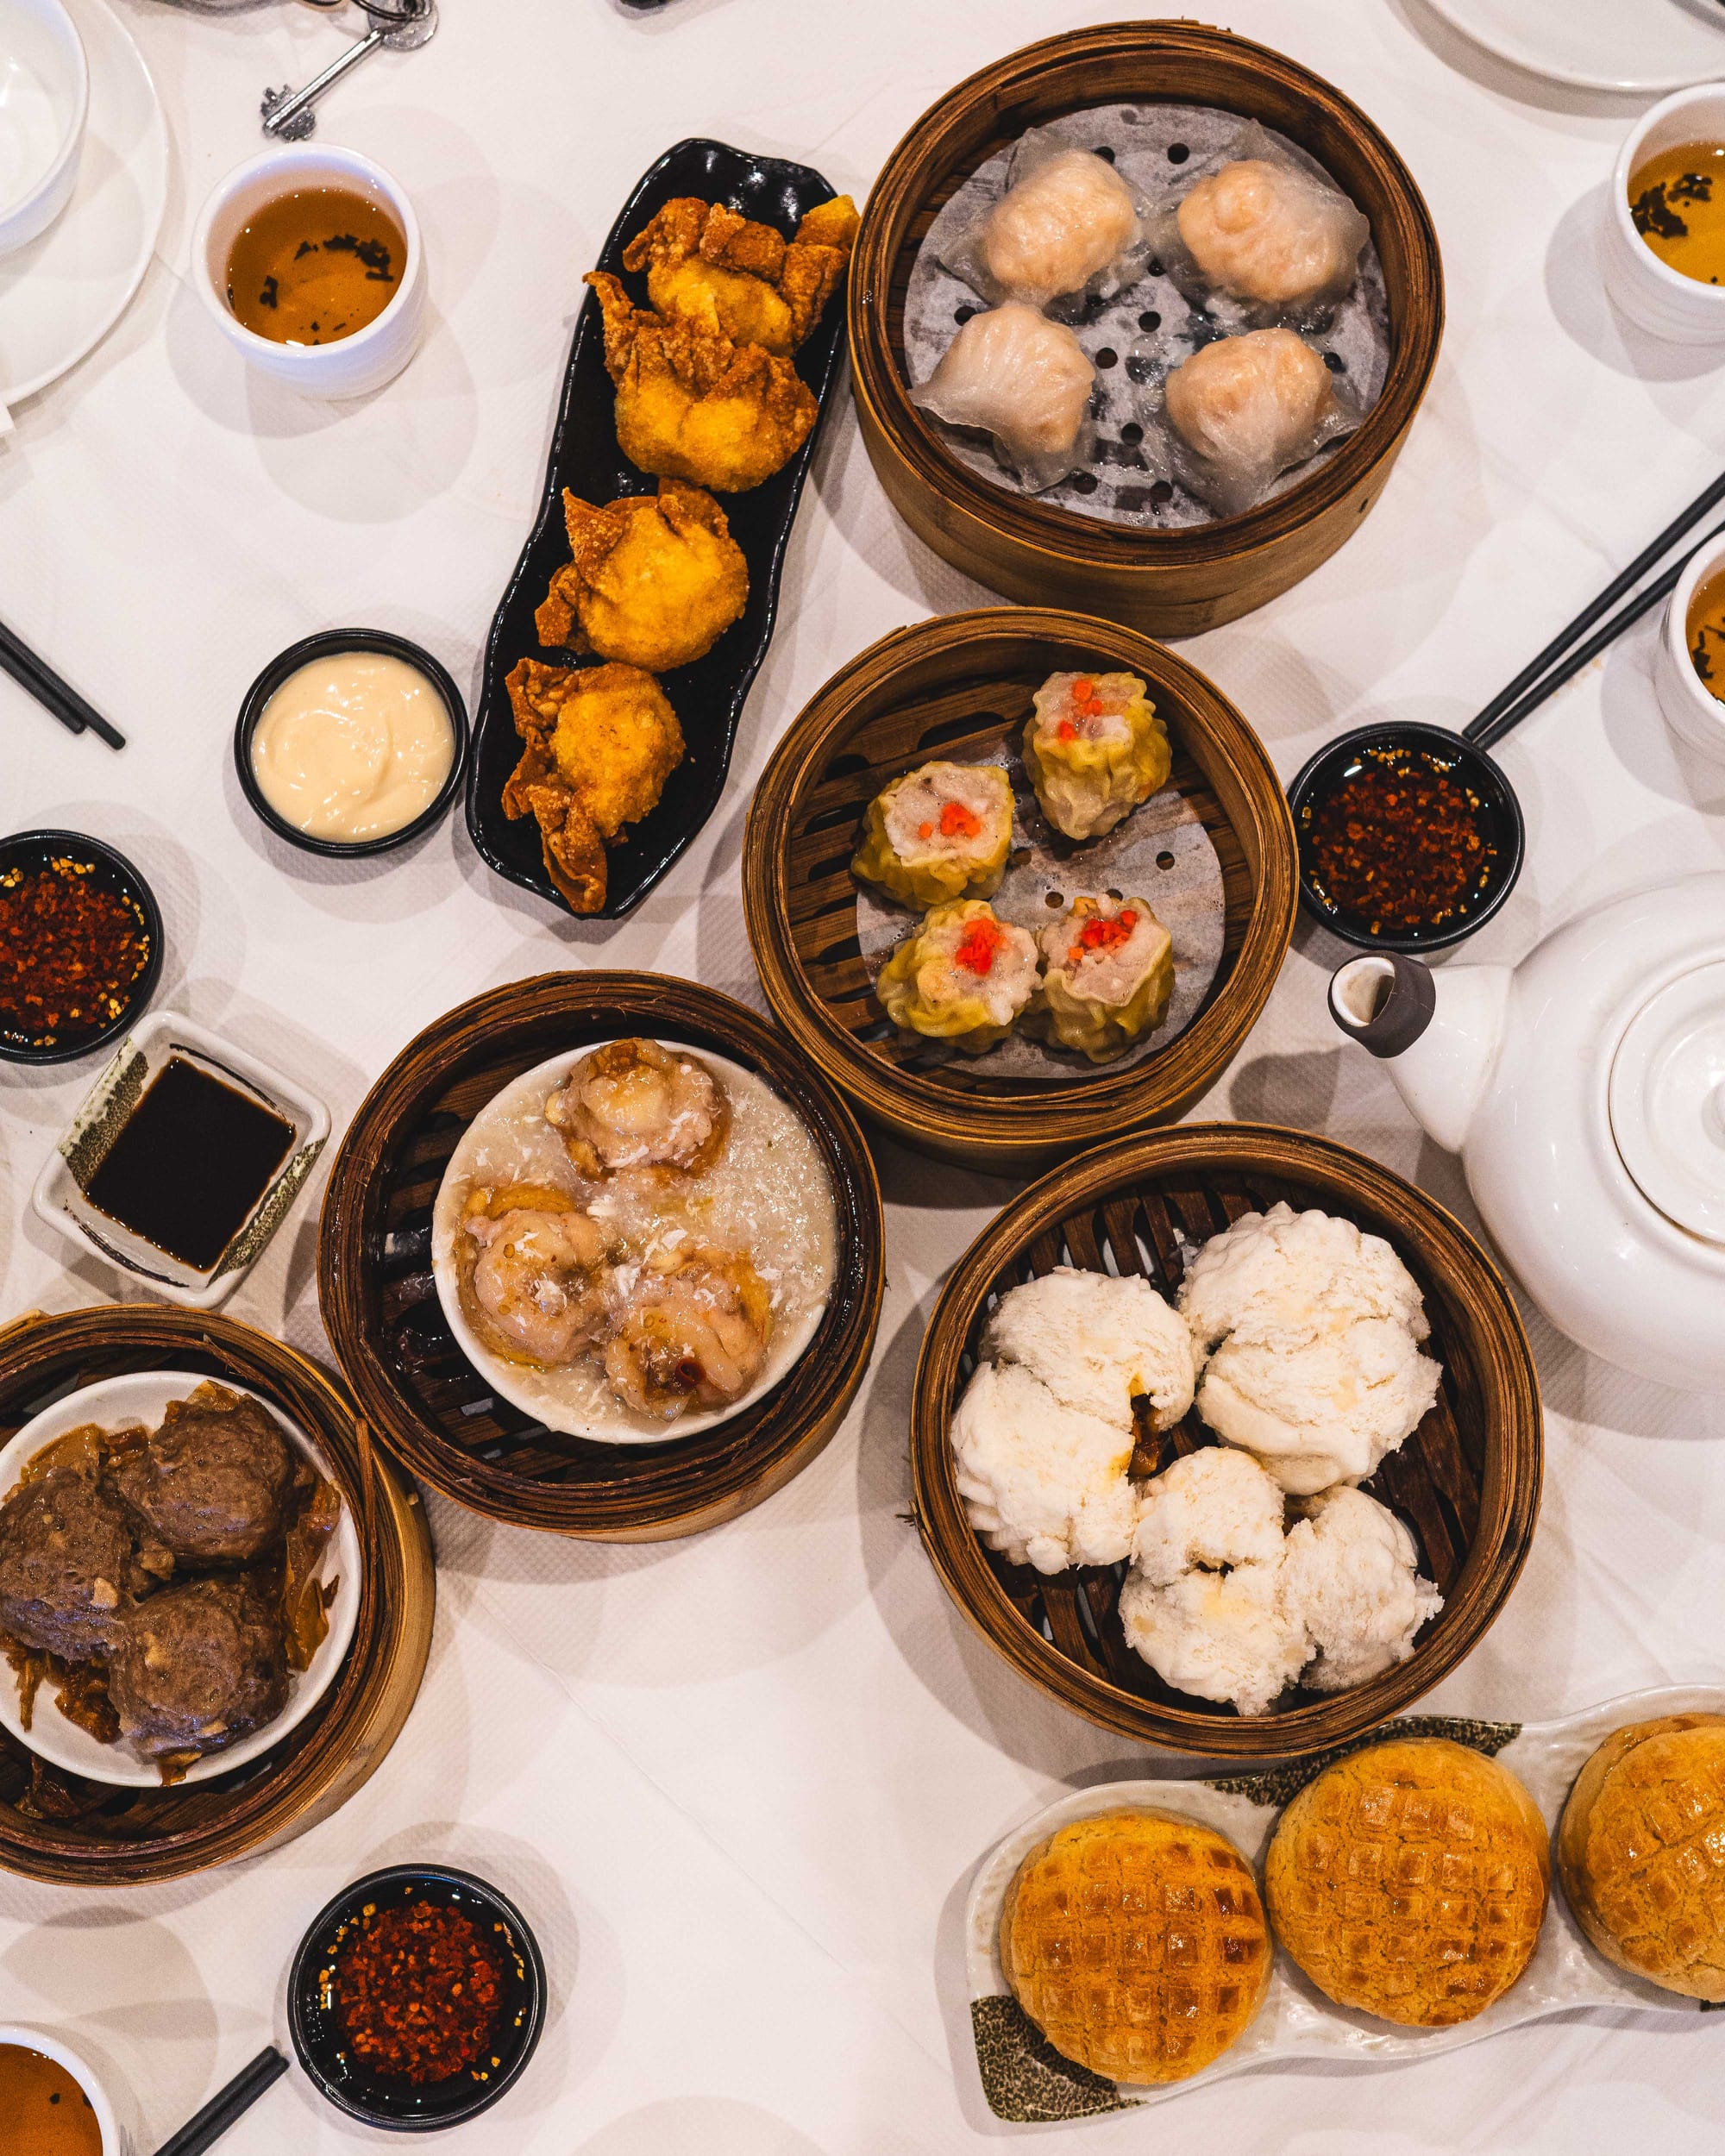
[459,1183,614,1368]
[501,658,685,913]
[603,1244,773,1420]
[1000,1808,1271,2084]
[1031,894,1173,1062]
[1176,157,1367,311]
[1559,1713,1725,2001]
[875,899,1038,1056]
[545,1038,731,1180]
[585,271,818,492]
[536,479,748,673]
[1265,1738,1549,2028]
[850,760,1013,907]
[621,194,857,354]
[1022,669,1170,840]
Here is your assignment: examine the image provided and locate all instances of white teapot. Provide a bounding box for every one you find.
[1328,873,1725,1392]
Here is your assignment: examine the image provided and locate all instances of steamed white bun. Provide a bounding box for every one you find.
[982,1266,1195,1433]
[949,1361,1138,1576]
[1117,1559,1308,1718]
[1131,1445,1285,1588]
[1278,1484,1442,1692]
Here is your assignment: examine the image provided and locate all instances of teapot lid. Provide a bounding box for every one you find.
[1609,960,1725,1244]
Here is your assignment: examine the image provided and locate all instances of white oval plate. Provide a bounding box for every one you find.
[1420,0,1725,95]
[0,0,167,408]
[965,1686,1716,2118]
[0,1370,361,1788]
[431,1044,837,1444]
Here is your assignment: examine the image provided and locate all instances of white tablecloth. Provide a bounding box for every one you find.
[5,0,1725,2147]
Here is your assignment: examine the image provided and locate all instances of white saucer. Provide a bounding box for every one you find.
[0,0,166,412]
[0,1371,362,1789]
[1420,0,1725,94]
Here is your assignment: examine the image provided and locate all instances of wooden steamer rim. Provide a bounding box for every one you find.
[0,1307,434,1886]
[318,972,886,1540]
[850,22,1446,632]
[743,608,1297,1171]
[910,1125,1543,1758]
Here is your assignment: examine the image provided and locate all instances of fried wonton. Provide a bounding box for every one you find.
[536,478,749,672]
[620,194,859,354]
[502,658,685,913]
[584,272,818,492]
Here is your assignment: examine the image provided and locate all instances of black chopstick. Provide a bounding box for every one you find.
[1462,467,1725,748]
[153,2046,288,2156]
[0,614,126,750]
[1469,527,1722,750]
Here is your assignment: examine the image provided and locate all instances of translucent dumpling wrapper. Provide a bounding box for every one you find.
[1029,893,1174,1062]
[908,303,1096,493]
[1021,668,1170,840]
[1157,328,1359,518]
[874,898,1039,1056]
[851,760,1014,908]
[943,133,1153,313]
[1148,123,1370,324]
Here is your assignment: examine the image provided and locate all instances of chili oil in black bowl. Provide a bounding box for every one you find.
[288,1864,546,2132]
[0,830,163,1065]
[1288,723,1525,954]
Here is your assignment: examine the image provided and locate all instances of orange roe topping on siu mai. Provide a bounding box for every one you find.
[954,918,1007,976]
[938,799,983,840]
[1071,908,1138,962]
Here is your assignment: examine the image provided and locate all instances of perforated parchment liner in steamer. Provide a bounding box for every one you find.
[963,1687,1721,2124]
[905,103,1392,528]
[854,743,1225,1079]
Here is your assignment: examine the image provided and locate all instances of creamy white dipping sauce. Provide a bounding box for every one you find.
[251,650,454,843]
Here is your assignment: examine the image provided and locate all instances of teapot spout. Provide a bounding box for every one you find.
[1328,953,1512,1156]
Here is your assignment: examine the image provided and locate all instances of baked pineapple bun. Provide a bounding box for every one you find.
[1265,1737,1548,2027]
[1559,1712,1725,2001]
[999,1808,1271,2084]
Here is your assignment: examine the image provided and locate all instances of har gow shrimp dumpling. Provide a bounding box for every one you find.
[1163,329,1348,517]
[1031,894,1174,1062]
[909,304,1095,492]
[875,899,1039,1056]
[851,760,1013,907]
[977,146,1144,309]
[1176,157,1369,312]
[1022,669,1170,841]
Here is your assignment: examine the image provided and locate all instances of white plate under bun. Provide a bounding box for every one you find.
[0,1371,362,1789]
[431,1044,837,1445]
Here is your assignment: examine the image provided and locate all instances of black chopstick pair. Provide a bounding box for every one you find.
[153,2045,288,2156]
[0,611,126,751]
[1463,467,1725,753]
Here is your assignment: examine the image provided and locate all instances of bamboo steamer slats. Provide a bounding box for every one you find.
[0,1309,433,1887]
[743,609,1296,1170]
[911,1126,1542,1758]
[318,974,885,1540]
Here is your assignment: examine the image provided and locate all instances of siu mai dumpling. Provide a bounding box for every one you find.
[1022,670,1170,841]
[909,304,1095,492]
[1031,894,1173,1062]
[1176,157,1368,313]
[875,899,1038,1055]
[974,145,1145,309]
[1162,328,1353,517]
[851,760,1013,907]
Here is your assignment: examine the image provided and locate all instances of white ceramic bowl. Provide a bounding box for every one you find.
[0,1370,363,1788]
[0,0,86,254]
[0,2026,126,2153]
[1603,85,1725,346]
[1655,527,1725,768]
[191,142,425,398]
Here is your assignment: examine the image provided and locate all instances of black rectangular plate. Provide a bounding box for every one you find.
[465,138,850,921]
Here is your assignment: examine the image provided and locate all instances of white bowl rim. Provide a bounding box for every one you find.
[1661,525,1725,741]
[0,2024,122,2153]
[0,1369,363,1789]
[1610,82,1725,304]
[190,141,421,361]
[431,1042,838,1445]
[0,0,89,227]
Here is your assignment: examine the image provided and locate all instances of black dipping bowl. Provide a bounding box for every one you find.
[0,828,164,1065]
[235,630,469,860]
[288,1865,546,2132]
[1288,722,1526,955]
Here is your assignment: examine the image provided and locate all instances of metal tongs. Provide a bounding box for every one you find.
[262,0,438,141]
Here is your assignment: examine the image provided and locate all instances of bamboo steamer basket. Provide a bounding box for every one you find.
[0,1307,433,1887]
[912,1125,1542,1758]
[850,22,1445,636]
[318,973,885,1540]
[743,608,1295,1173]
